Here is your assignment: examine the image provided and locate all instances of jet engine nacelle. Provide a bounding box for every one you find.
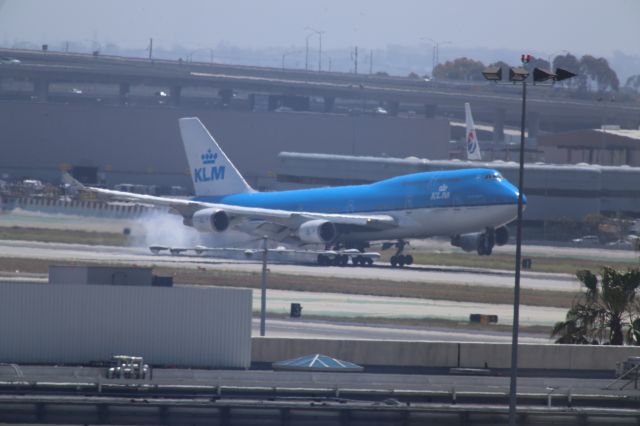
[297,219,337,244]
[451,233,482,253]
[191,208,230,232]
[451,226,509,255]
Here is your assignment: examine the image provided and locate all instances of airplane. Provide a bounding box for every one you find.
[64,117,524,267]
[465,102,482,161]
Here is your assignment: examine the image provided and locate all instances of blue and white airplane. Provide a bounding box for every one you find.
[65,117,523,267]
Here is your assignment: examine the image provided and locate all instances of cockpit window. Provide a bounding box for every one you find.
[484,172,503,181]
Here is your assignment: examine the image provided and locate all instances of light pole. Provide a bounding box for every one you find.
[482,56,576,426]
[260,236,268,337]
[306,27,324,71]
[421,37,451,76]
[304,32,314,72]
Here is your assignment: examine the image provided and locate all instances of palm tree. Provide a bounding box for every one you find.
[552,267,640,345]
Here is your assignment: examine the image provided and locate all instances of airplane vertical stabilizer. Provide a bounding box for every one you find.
[465,102,482,161]
[179,117,254,197]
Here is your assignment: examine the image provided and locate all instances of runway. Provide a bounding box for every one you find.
[0,239,567,334]
[254,318,551,343]
[0,239,581,292]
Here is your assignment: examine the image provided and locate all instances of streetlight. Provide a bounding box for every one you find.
[304,32,314,72]
[306,27,325,71]
[421,37,452,76]
[260,236,269,336]
[482,55,576,426]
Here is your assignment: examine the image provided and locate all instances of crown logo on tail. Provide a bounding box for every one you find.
[201,149,218,165]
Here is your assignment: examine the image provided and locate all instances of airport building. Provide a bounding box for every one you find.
[0,99,449,190]
[0,274,252,368]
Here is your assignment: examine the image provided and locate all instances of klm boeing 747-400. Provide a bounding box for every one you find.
[64,117,524,267]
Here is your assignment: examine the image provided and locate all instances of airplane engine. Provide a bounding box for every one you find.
[451,233,482,253]
[297,220,337,244]
[495,226,509,246]
[191,208,230,232]
[451,227,505,256]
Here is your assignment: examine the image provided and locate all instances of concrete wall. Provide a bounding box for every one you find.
[0,100,449,189]
[252,337,640,371]
[0,283,252,368]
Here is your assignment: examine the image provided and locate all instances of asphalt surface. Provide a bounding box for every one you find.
[0,238,572,344]
[0,365,636,400]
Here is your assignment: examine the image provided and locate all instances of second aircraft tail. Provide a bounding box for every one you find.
[465,102,482,161]
[179,117,254,197]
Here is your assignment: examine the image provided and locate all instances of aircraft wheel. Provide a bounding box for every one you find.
[366,258,374,266]
[396,257,405,268]
[352,256,362,266]
[404,255,413,266]
[317,254,328,266]
[390,256,399,267]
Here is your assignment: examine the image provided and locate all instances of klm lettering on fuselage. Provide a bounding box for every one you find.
[196,149,226,182]
[430,184,450,201]
[194,166,226,182]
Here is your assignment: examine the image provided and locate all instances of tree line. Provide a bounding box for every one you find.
[427,53,640,93]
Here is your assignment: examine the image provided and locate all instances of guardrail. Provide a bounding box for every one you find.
[0,381,639,426]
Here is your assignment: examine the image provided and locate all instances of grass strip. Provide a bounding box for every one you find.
[0,226,127,246]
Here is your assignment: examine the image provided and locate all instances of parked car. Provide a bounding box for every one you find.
[571,235,600,245]
[0,56,21,65]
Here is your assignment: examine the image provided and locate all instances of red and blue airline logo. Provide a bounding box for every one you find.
[467,130,478,154]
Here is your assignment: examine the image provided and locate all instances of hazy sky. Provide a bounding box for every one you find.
[1,0,638,57]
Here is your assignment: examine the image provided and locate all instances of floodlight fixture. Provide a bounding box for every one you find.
[509,67,529,82]
[555,68,577,82]
[482,66,503,81]
[533,67,556,83]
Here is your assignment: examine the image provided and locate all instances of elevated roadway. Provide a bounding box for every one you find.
[0,364,638,425]
[1,48,638,129]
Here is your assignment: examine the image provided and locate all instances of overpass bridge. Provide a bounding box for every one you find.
[1,48,638,138]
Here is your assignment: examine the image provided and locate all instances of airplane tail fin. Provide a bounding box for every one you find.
[465,102,482,161]
[178,117,254,197]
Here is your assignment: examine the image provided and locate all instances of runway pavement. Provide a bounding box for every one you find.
[0,239,581,292]
[0,239,567,334]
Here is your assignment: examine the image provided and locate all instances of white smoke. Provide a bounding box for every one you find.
[129,210,261,250]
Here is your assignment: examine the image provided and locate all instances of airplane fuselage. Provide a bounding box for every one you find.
[193,168,522,243]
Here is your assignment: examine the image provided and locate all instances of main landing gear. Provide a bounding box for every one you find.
[389,240,413,268]
[316,245,377,267]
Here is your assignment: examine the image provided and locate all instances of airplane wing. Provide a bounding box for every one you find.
[63,173,398,240]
